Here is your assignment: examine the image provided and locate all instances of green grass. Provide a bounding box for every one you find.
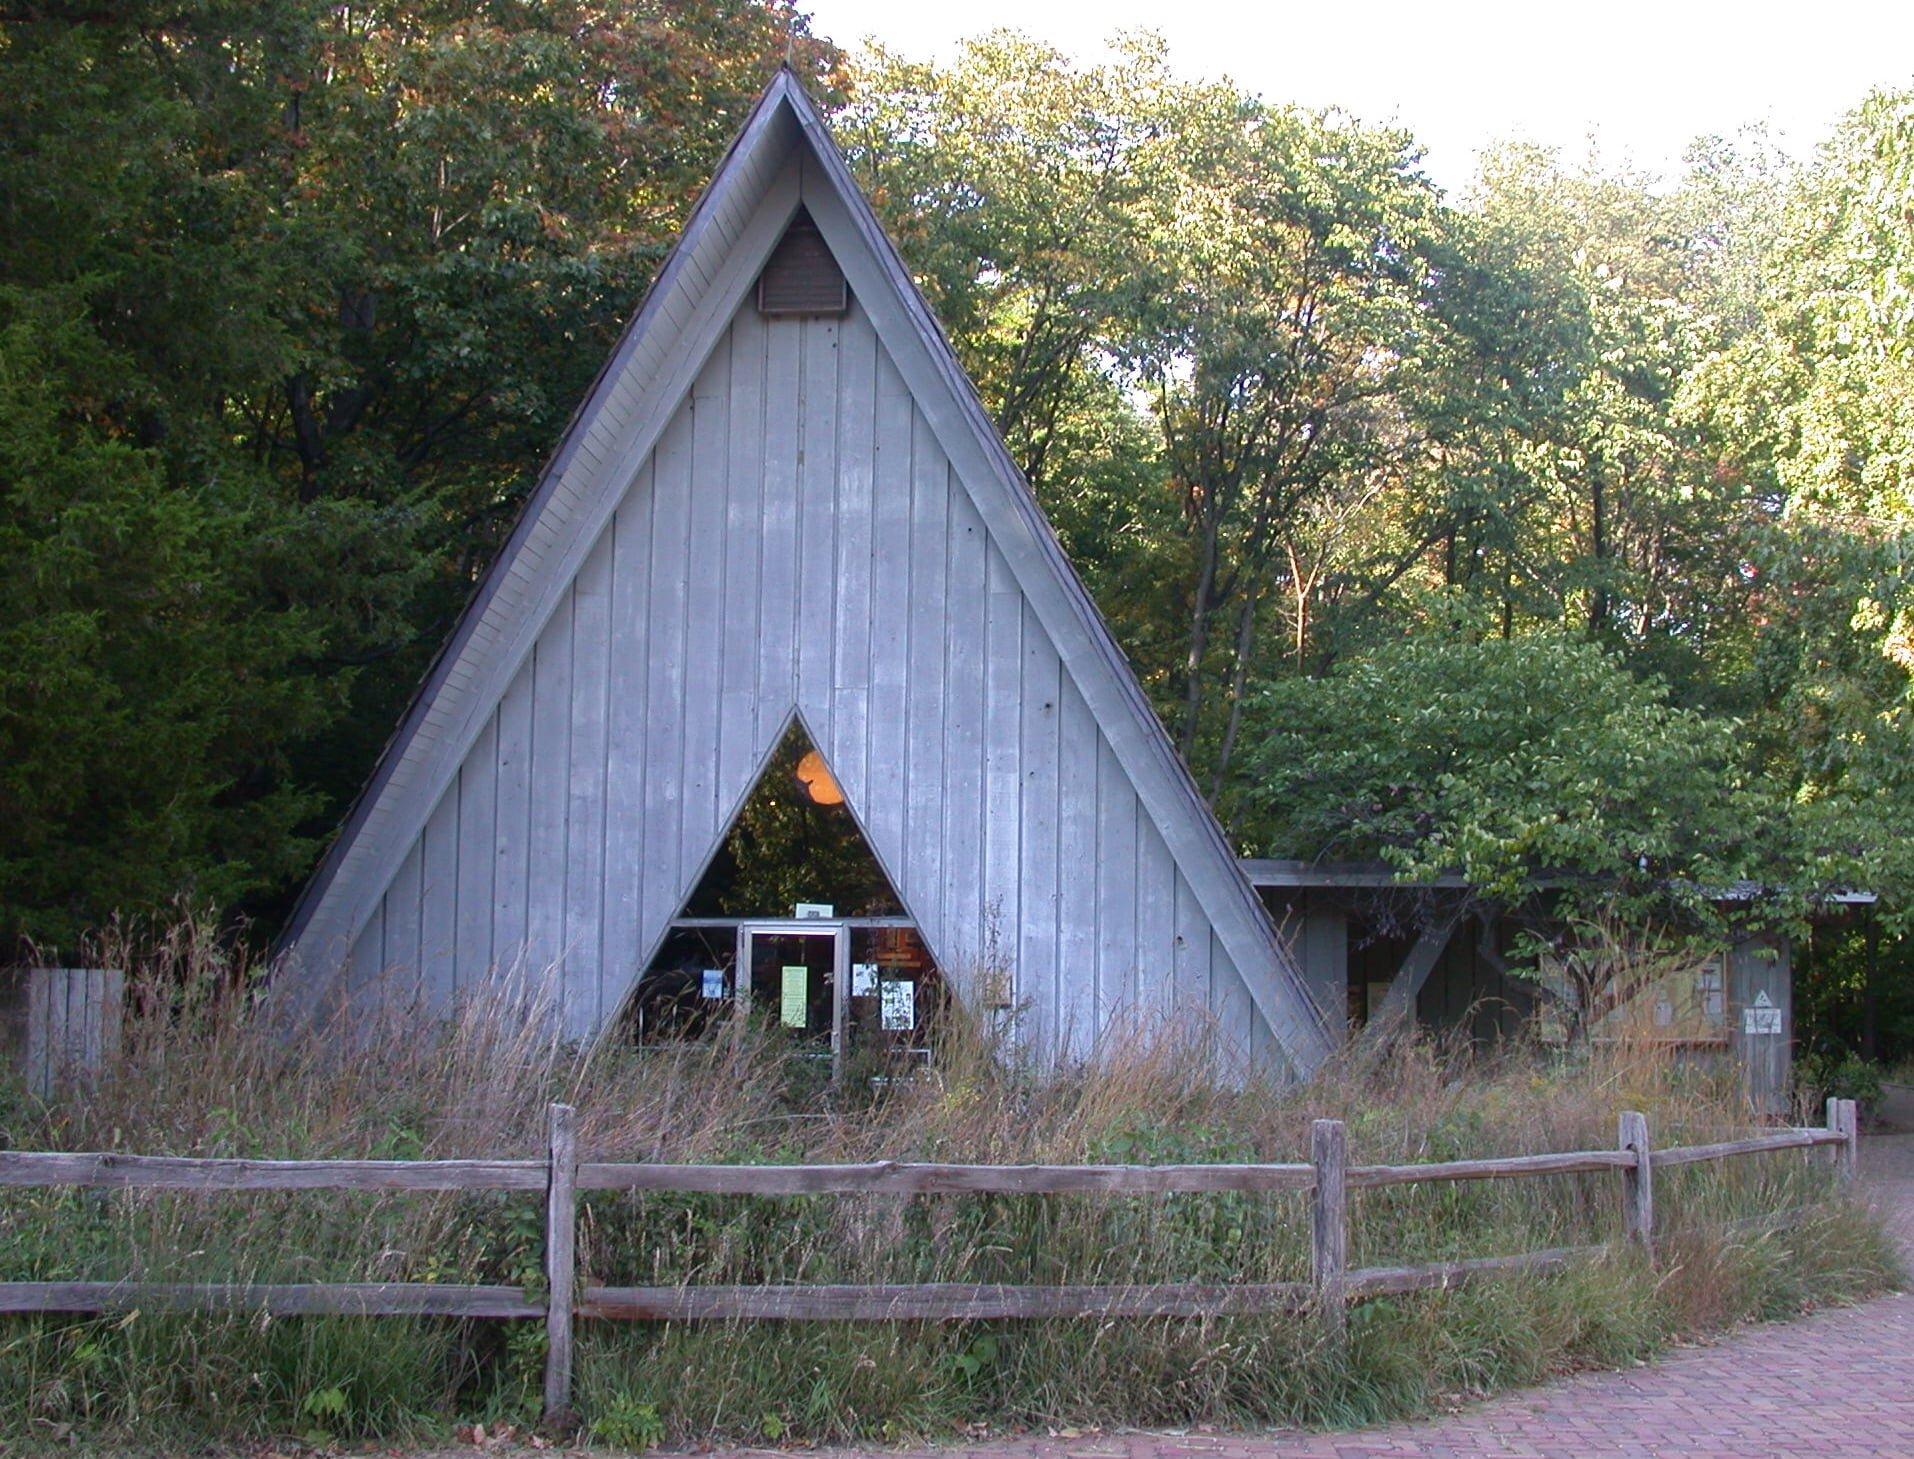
[0,919,1899,1449]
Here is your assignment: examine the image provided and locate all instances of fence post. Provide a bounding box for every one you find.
[1618,1110,1653,1254]
[1310,1118,1347,1341]
[1831,1097,1859,1186]
[543,1103,578,1427]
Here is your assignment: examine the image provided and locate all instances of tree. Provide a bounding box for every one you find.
[841,31,1202,490]
[0,1,842,941]
[1681,88,1914,925]
[0,292,333,947]
[1122,105,1452,788]
[1237,635,1753,919]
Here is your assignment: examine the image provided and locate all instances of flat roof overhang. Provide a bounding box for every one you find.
[1238,859,1878,906]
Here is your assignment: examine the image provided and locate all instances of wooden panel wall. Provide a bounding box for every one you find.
[15,968,124,1098]
[1729,934,1792,1117]
[343,299,1276,1063]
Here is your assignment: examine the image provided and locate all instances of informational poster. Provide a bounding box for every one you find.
[880,979,915,1031]
[794,903,833,920]
[1744,990,1783,1035]
[851,962,878,996]
[780,965,809,1028]
[1701,964,1725,1023]
[1583,950,1731,1046]
[700,969,726,1001]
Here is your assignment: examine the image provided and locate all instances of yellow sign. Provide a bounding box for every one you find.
[780,965,808,1028]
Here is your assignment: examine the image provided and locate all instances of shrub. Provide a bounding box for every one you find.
[1796,1049,1886,1115]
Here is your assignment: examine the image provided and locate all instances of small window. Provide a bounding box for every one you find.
[757,209,848,316]
[681,721,901,918]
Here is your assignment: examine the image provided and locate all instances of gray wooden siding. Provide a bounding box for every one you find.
[1729,934,1792,1116]
[290,129,805,974]
[13,968,125,1098]
[344,297,1275,1061]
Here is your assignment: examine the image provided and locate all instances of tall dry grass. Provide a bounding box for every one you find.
[0,914,1898,1447]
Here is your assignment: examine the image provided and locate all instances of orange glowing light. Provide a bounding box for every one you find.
[794,749,844,805]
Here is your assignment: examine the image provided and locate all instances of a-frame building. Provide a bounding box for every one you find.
[278,71,1334,1079]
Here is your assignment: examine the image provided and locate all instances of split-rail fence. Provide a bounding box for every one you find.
[0,1098,1863,1424]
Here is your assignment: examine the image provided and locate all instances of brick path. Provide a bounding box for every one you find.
[739,1134,1914,1459]
[846,1292,1914,1458]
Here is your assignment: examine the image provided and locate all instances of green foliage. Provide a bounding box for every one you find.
[1794,1049,1886,1112]
[0,292,334,945]
[842,33,1198,487]
[0,0,841,945]
[1239,635,1749,913]
[1679,88,1914,928]
[590,1392,667,1450]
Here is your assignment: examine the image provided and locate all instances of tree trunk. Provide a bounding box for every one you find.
[287,374,325,503]
[1287,539,1313,668]
[1588,473,1609,632]
[1208,586,1261,801]
[1178,512,1222,761]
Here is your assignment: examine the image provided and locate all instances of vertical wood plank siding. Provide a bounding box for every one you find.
[21,969,125,1097]
[301,129,804,982]
[342,298,1275,1063]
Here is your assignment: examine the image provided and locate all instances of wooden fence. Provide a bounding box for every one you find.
[0,1098,1862,1425]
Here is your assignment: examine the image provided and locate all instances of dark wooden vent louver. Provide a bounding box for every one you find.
[756,209,848,316]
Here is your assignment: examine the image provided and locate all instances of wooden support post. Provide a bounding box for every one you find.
[831,923,850,1085]
[1310,1118,1347,1340]
[1830,1097,1859,1186]
[1618,1110,1653,1253]
[543,1103,578,1427]
[1368,915,1459,1031]
[23,969,124,1098]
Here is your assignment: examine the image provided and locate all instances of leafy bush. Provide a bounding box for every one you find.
[1238,635,1756,916]
[1796,1050,1886,1113]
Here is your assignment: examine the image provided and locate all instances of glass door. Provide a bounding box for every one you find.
[740,922,848,1074]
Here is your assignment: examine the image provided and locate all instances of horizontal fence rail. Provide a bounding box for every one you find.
[1346,1149,1638,1187]
[0,1281,542,1318]
[576,1281,1320,1322]
[575,1159,1320,1195]
[0,1152,546,1192]
[1650,1128,1848,1167]
[0,1097,1861,1426]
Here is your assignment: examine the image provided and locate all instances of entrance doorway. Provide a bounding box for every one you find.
[731,920,941,1077]
[623,720,946,1077]
[743,921,846,1059]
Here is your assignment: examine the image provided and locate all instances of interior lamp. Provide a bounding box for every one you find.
[794,749,845,806]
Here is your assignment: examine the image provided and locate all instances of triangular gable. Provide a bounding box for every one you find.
[278,71,1333,1077]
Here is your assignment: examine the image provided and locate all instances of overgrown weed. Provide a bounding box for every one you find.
[0,914,1896,1447]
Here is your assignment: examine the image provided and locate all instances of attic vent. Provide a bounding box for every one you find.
[757,210,848,316]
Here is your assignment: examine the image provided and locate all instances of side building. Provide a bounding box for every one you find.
[1251,859,1875,1114]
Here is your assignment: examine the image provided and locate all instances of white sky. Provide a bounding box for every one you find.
[804,0,1914,190]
